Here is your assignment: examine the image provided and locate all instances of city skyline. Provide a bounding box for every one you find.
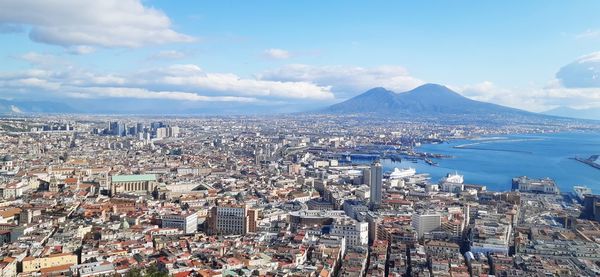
[3,2,600,276]
[1,1,600,114]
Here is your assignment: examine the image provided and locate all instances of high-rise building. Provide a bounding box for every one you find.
[369,162,383,208]
[136,123,144,134]
[156,127,168,139]
[362,168,371,187]
[109,121,119,135]
[167,126,180,138]
[412,213,441,238]
[128,126,137,136]
[208,204,257,235]
[247,208,258,233]
[150,122,164,131]
[109,121,126,136]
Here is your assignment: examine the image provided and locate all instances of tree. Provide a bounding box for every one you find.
[144,264,169,277]
[124,268,143,277]
[124,264,168,277]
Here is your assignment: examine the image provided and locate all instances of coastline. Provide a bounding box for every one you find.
[411,132,600,193]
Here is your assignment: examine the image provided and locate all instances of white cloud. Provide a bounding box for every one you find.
[16,52,80,77]
[20,52,63,66]
[67,45,95,55]
[556,51,600,88]
[543,79,600,104]
[457,81,549,112]
[0,0,194,48]
[137,65,334,100]
[0,62,334,102]
[457,79,600,112]
[68,87,256,102]
[263,48,291,59]
[260,64,424,98]
[0,76,61,91]
[577,52,600,63]
[576,29,600,39]
[152,50,187,60]
[17,77,61,90]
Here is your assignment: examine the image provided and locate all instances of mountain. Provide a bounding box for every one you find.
[543,106,600,121]
[0,99,77,114]
[323,83,540,120]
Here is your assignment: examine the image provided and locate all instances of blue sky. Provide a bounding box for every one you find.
[1,0,600,113]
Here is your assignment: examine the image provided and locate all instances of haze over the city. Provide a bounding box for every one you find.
[1,1,600,116]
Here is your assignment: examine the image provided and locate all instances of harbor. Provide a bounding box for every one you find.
[573,155,600,170]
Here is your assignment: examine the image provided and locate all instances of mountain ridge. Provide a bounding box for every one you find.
[543,106,600,121]
[321,83,545,121]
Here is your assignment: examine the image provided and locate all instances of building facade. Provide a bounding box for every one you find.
[110,174,158,195]
[22,253,78,273]
[161,213,198,234]
[412,213,441,239]
[208,204,257,235]
[330,217,369,246]
[369,163,383,208]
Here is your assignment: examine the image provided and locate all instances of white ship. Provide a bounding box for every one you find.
[389,167,416,179]
[442,172,464,184]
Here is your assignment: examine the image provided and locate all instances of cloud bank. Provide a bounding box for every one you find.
[0,54,334,103]
[260,64,424,99]
[0,0,194,48]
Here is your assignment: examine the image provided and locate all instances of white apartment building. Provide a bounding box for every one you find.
[161,213,198,234]
[330,217,369,246]
[412,213,441,239]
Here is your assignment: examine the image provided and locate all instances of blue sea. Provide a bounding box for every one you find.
[374,132,600,193]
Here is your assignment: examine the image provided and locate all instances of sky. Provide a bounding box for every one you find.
[1,0,600,113]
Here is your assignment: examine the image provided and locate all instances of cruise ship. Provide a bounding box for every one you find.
[389,167,416,179]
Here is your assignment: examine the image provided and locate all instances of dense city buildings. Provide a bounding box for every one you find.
[0,115,598,276]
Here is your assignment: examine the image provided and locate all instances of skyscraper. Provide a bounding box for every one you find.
[128,126,137,136]
[168,126,180,138]
[117,122,126,137]
[136,123,144,134]
[156,127,168,139]
[369,162,383,208]
[150,122,164,131]
[109,121,119,135]
[108,121,125,136]
[362,168,371,187]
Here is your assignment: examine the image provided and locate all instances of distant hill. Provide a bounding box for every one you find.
[543,106,600,121]
[0,99,77,114]
[322,83,545,121]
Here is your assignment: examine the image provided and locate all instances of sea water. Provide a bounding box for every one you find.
[372,132,600,193]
